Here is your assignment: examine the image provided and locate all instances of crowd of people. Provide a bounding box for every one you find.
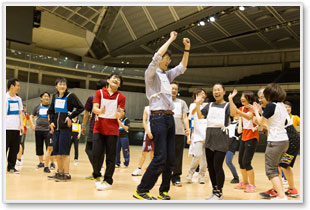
[5,31,300,201]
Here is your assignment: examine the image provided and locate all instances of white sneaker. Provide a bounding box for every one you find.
[282,178,289,185]
[186,173,193,183]
[132,168,142,176]
[205,193,215,200]
[209,194,223,200]
[95,180,103,190]
[96,181,112,191]
[193,172,199,178]
[199,175,205,184]
[271,196,288,200]
[16,160,23,166]
[74,159,78,166]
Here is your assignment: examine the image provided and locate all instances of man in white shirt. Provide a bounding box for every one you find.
[6,78,24,174]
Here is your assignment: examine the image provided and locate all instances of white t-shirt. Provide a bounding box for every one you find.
[188,102,208,142]
[5,92,23,130]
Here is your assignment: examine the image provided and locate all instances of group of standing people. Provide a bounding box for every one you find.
[5,30,300,201]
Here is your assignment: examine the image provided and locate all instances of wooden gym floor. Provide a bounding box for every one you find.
[5,141,301,201]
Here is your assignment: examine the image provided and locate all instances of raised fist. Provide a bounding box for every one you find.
[170,31,178,41]
[183,38,190,50]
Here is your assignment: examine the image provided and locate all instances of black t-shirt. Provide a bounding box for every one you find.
[119,118,130,138]
[262,103,276,119]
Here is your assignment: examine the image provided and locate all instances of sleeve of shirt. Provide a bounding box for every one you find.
[125,119,130,127]
[84,96,93,112]
[182,100,189,114]
[47,95,56,123]
[93,90,101,104]
[262,103,276,119]
[118,94,126,109]
[201,103,209,119]
[145,53,162,82]
[166,63,187,82]
[18,97,23,111]
[32,105,39,116]
[188,103,194,119]
[69,93,84,119]
[293,115,300,127]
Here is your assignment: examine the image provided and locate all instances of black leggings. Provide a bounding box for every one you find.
[70,133,79,160]
[205,148,226,191]
[238,139,257,170]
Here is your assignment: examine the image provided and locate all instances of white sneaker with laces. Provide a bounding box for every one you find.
[193,172,199,178]
[101,181,112,190]
[131,168,142,176]
[199,175,205,184]
[16,160,23,166]
[209,194,223,200]
[186,173,193,183]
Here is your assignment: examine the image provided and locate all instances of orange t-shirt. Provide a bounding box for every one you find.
[239,106,259,141]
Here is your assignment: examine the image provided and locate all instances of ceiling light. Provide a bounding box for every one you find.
[209,16,215,22]
[239,6,245,11]
[121,61,124,64]
[126,62,130,64]
[199,20,205,26]
[288,22,292,26]
[276,25,280,29]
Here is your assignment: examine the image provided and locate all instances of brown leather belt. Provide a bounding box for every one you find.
[151,110,174,115]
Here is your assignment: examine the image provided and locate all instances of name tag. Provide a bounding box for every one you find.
[55,99,66,109]
[9,102,19,111]
[39,108,48,116]
[72,123,79,132]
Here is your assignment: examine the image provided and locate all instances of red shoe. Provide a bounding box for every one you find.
[285,188,299,198]
[259,188,278,199]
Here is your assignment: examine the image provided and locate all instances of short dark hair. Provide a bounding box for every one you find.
[55,77,67,86]
[213,83,225,91]
[7,78,19,90]
[40,92,50,98]
[242,91,255,104]
[192,88,207,100]
[170,82,179,88]
[107,73,123,87]
[284,101,292,107]
[263,83,286,102]
[96,79,106,90]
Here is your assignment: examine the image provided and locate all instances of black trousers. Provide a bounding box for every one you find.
[35,131,49,156]
[70,133,79,160]
[6,130,21,170]
[92,133,117,185]
[238,138,258,170]
[171,135,185,183]
[205,148,226,191]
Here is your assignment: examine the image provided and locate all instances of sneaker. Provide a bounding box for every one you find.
[132,168,142,176]
[285,188,299,198]
[74,159,78,166]
[173,180,182,187]
[50,163,56,170]
[234,182,248,190]
[115,164,120,168]
[244,184,256,193]
[44,167,51,173]
[55,173,71,182]
[208,193,223,200]
[259,189,278,199]
[230,177,240,184]
[96,181,112,191]
[158,192,171,200]
[271,196,288,200]
[85,174,95,180]
[193,172,199,179]
[37,162,44,169]
[16,159,23,166]
[186,173,193,183]
[8,168,20,174]
[199,175,205,184]
[121,163,128,168]
[48,172,61,180]
[205,193,215,200]
[133,189,156,200]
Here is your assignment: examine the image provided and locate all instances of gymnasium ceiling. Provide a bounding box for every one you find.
[37,6,300,60]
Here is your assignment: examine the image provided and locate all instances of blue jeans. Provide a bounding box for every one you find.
[137,113,175,193]
[116,136,130,166]
[226,151,239,178]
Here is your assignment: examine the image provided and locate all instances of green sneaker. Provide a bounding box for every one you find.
[133,189,157,200]
[158,192,171,200]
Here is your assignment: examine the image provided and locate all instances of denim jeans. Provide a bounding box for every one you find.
[116,136,130,166]
[225,151,238,178]
[137,113,176,193]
